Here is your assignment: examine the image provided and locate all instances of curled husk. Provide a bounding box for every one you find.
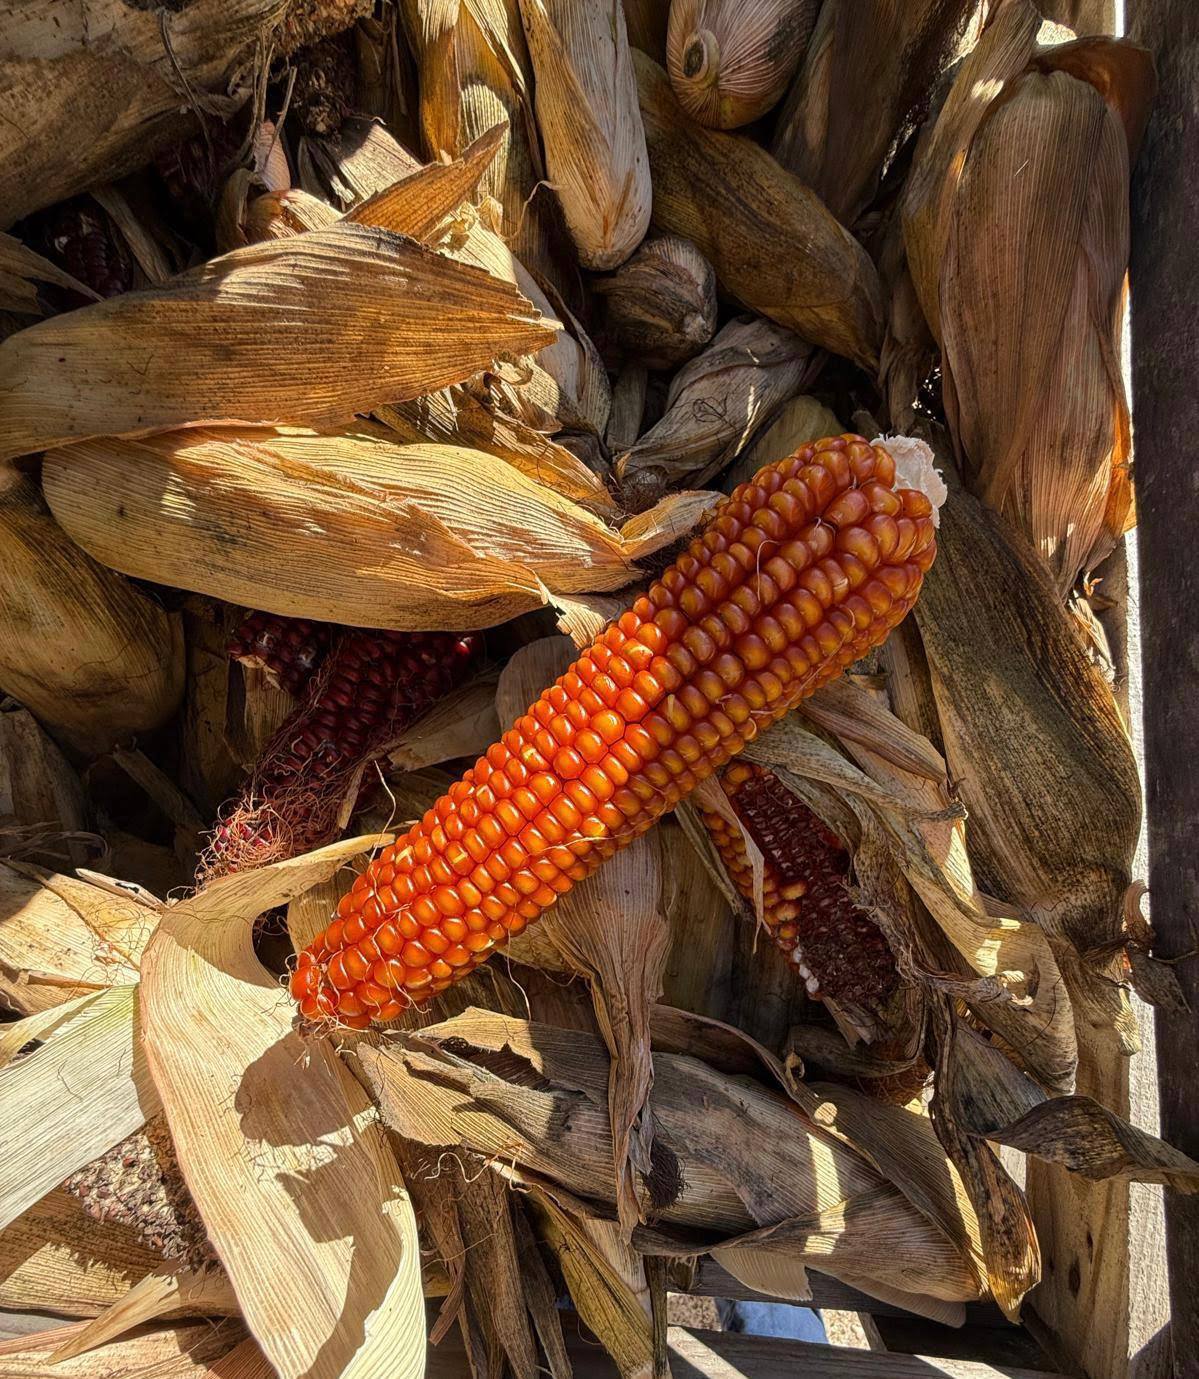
[519,0,652,269]
[615,316,812,504]
[0,473,183,755]
[667,0,817,129]
[595,234,717,367]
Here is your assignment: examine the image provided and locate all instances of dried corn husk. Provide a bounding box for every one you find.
[0,0,366,228]
[139,836,425,1379]
[0,1318,252,1377]
[0,705,89,869]
[904,10,1154,592]
[0,474,183,756]
[519,0,651,269]
[635,52,883,366]
[596,234,716,368]
[361,1011,988,1309]
[0,223,556,464]
[615,317,811,502]
[724,394,845,489]
[0,861,151,1014]
[41,429,699,631]
[911,441,1140,1046]
[666,0,816,130]
[297,116,421,208]
[404,0,567,288]
[0,1189,166,1317]
[623,0,668,60]
[772,0,980,226]
[0,233,97,317]
[241,188,340,243]
[605,364,649,452]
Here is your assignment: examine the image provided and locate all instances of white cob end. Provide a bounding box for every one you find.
[872,434,947,528]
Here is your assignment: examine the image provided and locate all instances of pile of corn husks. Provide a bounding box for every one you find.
[0,2,1193,1377]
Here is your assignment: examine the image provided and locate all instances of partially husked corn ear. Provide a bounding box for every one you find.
[701,761,898,1009]
[292,436,937,1026]
[227,610,335,699]
[203,627,481,877]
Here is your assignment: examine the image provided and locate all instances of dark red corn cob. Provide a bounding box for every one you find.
[25,196,133,299]
[228,610,336,699]
[701,762,899,1010]
[202,627,481,877]
[291,436,938,1027]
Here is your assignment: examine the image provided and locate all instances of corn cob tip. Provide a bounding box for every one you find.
[289,436,936,1029]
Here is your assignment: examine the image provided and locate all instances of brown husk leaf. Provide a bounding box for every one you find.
[634,52,884,367]
[0,475,184,756]
[0,222,555,463]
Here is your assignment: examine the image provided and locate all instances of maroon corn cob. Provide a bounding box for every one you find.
[203,626,481,877]
[227,610,336,699]
[701,762,898,1010]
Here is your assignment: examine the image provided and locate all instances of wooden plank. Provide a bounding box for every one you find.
[686,1260,1011,1329]
[424,1321,1068,1379]
[1126,3,1199,1378]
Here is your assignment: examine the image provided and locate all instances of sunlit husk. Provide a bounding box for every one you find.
[615,317,812,501]
[40,429,695,631]
[635,52,883,366]
[0,861,149,1014]
[404,0,568,288]
[0,474,183,756]
[0,223,555,464]
[596,233,717,368]
[519,0,652,269]
[772,0,981,225]
[904,11,1153,592]
[667,0,816,129]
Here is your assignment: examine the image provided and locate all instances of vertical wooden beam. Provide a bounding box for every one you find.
[1127,2,1199,1376]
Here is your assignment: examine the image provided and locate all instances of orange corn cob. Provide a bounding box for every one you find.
[292,436,937,1027]
[701,762,898,1010]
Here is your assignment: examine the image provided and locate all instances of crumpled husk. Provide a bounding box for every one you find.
[0,233,97,316]
[595,234,717,369]
[615,316,813,505]
[40,428,709,631]
[360,1009,990,1313]
[0,704,91,871]
[519,0,651,270]
[0,861,151,1015]
[634,51,884,368]
[903,5,1155,592]
[910,438,1141,1048]
[772,0,981,226]
[0,473,184,757]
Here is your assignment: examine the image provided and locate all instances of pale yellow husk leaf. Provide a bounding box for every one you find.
[635,51,883,366]
[39,429,679,631]
[0,1318,254,1378]
[0,985,160,1232]
[0,474,184,756]
[139,834,424,1379]
[0,862,153,1014]
[519,0,651,268]
[0,222,555,464]
[667,0,816,130]
[0,1189,168,1318]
